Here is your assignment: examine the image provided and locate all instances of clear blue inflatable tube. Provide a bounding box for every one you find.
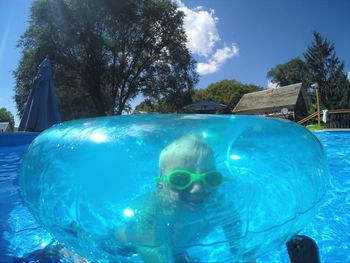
[20,114,329,262]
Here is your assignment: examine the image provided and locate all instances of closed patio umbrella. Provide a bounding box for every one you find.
[18,58,61,132]
[184,100,228,112]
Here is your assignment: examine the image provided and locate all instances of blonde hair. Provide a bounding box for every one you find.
[159,134,216,176]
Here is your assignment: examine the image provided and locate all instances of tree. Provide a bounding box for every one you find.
[267,32,350,110]
[192,80,263,110]
[267,57,307,87]
[15,0,198,120]
[134,89,193,113]
[304,32,350,109]
[135,80,263,113]
[0,108,15,131]
[134,99,158,113]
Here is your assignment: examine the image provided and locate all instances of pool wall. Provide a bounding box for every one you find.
[0,132,38,147]
[0,132,39,260]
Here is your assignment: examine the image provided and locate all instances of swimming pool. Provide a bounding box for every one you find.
[0,131,349,262]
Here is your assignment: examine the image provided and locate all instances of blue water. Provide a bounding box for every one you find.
[0,130,349,262]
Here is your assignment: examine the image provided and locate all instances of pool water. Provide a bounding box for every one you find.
[0,131,349,262]
[260,131,350,263]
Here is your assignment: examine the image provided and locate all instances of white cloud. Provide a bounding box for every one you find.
[176,1,239,75]
[177,4,219,57]
[212,45,239,64]
[196,44,239,75]
[197,61,218,75]
[347,72,350,80]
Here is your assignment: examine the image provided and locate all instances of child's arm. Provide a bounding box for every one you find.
[134,207,174,263]
[216,195,245,259]
[222,216,243,255]
[136,245,172,263]
[222,212,256,263]
[115,195,174,263]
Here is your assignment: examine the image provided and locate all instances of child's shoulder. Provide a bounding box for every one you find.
[208,192,228,205]
[128,192,160,218]
[206,192,236,213]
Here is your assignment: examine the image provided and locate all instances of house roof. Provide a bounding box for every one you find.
[233,83,303,113]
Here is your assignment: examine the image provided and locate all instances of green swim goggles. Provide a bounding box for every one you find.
[156,169,228,191]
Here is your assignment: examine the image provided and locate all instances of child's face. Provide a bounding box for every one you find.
[175,179,213,206]
[158,136,219,208]
[160,166,218,208]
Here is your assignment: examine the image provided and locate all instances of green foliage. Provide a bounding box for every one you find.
[306,124,326,131]
[15,0,198,120]
[304,32,350,109]
[0,108,15,131]
[135,79,263,113]
[267,57,307,87]
[158,90,193,113]
[267,32,350,112]
[134,99,158,113]
[193,80,263,109]
[134,90,193,113]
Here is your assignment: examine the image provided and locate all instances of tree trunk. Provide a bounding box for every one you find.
[87,78,106,116]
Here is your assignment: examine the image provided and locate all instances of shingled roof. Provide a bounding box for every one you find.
[233,83,304,113]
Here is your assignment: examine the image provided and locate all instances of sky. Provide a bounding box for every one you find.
[1,0,350,126]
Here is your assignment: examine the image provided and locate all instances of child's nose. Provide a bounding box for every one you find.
[190,182,205,194]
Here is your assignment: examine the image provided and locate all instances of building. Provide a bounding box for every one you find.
[0,122,11,132]
[232,83,308,121]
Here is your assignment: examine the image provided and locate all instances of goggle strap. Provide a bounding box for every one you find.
[155,177,162,184]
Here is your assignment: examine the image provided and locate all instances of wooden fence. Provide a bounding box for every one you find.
[298,109,350,128]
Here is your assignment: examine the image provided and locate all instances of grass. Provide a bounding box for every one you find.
[306,124,326,131]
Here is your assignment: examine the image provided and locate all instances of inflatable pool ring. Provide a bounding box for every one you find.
[20,114,329,262]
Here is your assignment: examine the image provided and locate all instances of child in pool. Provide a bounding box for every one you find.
[114,134,248,263]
